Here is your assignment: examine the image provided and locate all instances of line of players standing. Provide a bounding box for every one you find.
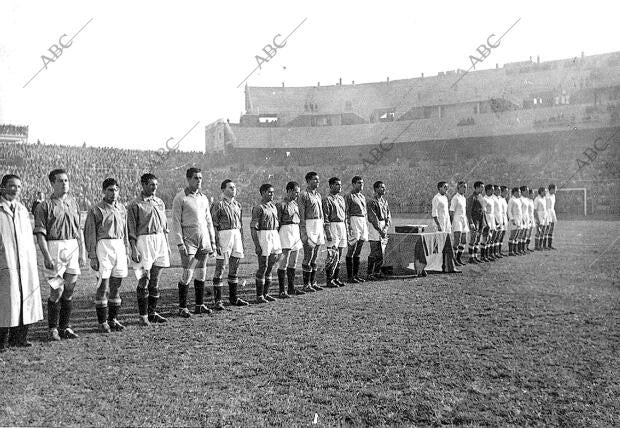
[1,168,395,351]
[432,180,558,267]
[0,168,558,351]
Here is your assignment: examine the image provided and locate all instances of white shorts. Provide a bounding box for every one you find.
[133,233,170,278]
[348,216,368,245]
[257,230,282,256]
[326,222,347,248]
[96,239,128,279]
[549,209,557,223]
[181,226,214,256]
[485,214,496,231]
[508,218,523,231]
[452,216,470,233]
[279,224,302,251]
[304,219,325,247]
[536,212,549,226]
[48,239,81,276]
[367,220,385,242]
[216,229,244,260]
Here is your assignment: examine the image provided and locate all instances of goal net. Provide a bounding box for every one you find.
[556,187,587,216]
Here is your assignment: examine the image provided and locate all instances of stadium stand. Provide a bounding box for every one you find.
[0,138,617,216]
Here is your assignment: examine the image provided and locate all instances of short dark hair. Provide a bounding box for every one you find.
[186,167,201,179]
[1,174,20,188]
[221,179,233,190]
[500,185,508,192]
[437,181,447,190]
[538,186,546,195]
[484,184,494,192]
[102,178,119,190]
[511,187,520,195]
[259,183,273,194]
[457,181,467,187]
[141,173,157,185]
[305,171,318,182]
[548,183,556,190]
[48,169,67,183]
[328,177,341,186]
[373,181,384,190]
[352,176,362,184]
[519,185,528,193]
[493,185,500,190]
[473,181,484,189]
[286,181,300,192]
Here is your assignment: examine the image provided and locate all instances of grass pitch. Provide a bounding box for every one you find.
[1,219,618,426]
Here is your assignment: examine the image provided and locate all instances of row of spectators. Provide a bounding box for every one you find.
[1,141,618,215]
[0,124,28,137]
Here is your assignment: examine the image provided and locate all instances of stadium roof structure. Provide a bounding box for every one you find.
[243,51,620,122]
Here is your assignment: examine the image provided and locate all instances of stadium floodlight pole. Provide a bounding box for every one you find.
[557,187,587,216]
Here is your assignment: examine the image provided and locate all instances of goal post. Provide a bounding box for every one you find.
[557,187,587,216]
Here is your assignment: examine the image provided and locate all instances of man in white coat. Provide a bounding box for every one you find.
[0,174,43,352]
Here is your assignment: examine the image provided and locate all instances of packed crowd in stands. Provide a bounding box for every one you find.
[1,140,618,215]
[0,124,28,137]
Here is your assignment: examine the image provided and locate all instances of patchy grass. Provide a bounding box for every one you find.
[0,220,618,426]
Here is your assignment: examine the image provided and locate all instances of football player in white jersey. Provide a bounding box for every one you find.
[526,188,536,253]
[534,187,549,251]
[491,185,504,259]
[506,187,523,256]
[545,184,557,250]
[498,186,509,257]
[449,181,469,266]
[519,186,531,254]
[481,184,497,262]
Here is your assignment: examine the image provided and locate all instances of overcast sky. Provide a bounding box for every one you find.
[0,0,618,152]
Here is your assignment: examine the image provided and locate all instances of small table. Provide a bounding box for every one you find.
[383,232,458,276]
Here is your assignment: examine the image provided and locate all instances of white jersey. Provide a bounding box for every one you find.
[507,196,523,228]
[527,198,535,226]
[519,197,531,226]
[534,195,548,225]
[492,195,503,227]
[431,192,451,233]
[545,193,557,223]
[500,197,508,227]
[482,194,496,230]
[449,193,469,233]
